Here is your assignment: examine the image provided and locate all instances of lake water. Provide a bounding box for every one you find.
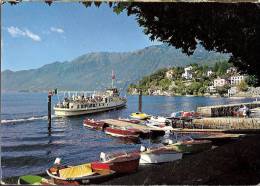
[0,92,255,178]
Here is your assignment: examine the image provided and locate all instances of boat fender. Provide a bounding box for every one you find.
[54,157,61,165]
[168,139,174,145]
[140,145,146,152]
[100,152,107,162]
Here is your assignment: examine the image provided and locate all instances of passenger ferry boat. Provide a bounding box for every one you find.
[54,88,127,117]
[54,71,127,117]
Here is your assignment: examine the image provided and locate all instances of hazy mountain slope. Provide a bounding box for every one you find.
[1,44,229,92]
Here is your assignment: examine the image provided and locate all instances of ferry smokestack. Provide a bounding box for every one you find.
[111,70,115,88]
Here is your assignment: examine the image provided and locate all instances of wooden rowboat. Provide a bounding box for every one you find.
[46,162,115,184]
[92,152,140,174]
[18,175,55,185]
[139,146,182,164]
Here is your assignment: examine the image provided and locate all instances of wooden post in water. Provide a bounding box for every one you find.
[138,89,142,113]
[48,91,52,132]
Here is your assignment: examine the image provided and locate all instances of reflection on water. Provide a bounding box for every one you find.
[1,93,255,178]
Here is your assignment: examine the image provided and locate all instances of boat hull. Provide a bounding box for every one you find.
[139,151,182,164]
[92,155,140,174]
[54,102,126,117]
[83,119,108,130]
[46,164,115,185]
[105,127,140,138]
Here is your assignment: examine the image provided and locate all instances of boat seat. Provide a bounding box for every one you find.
[59,163,95,179]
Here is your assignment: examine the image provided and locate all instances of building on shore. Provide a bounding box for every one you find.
[207,70,213,77]
[182,66,193,79]
[230,75,246,85]
[208,85,217,93]
[227,87,238,97]
[226,67,237,74]
[214,77,229,87]
[165,69,174,79]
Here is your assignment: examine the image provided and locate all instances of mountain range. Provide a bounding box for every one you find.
[1,44,229,92]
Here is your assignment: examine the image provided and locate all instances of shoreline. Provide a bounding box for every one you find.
[3,135,260,185]
[104,134,260,185]
[128,93,260,99]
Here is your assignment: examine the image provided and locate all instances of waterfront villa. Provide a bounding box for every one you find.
[207,70,213,77]
[228,87,238,97]
[165,69,174,79]
[214,77,229,87]
[230,75,246,85]
[182,66,193,79]
[226,67,237,74]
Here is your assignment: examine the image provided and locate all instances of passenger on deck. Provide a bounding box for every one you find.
[238,105,250,117]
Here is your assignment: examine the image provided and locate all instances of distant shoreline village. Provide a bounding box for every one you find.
[128,61,260,98]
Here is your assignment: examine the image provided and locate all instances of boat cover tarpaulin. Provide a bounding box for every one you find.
[59,163,94,179]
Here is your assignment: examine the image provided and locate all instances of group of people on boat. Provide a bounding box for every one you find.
[234,105,251,117]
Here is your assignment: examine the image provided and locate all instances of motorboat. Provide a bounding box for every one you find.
[139,145,182,164]
[145,120,173,131]
[104,126,140,138]
[130,112,150,120]
[83,119,108,130]
[149,116,171,124]
[91,151,140,174]
[118,118,141,124]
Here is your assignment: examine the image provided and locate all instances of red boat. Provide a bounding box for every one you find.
[91,152,140,174]
[118,118,141,124]
[104,127,140,138]
[83,119,108,130]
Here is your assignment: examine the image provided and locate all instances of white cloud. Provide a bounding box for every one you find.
[7,26,41,42]
[50,27,64,34]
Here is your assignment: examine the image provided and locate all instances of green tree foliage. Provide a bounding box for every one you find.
[119,3,260,84]
[216,84,230,96]
[237,80,248,92]
[213,61,232,76]
[245,75,258,87]
[128,60,235,95]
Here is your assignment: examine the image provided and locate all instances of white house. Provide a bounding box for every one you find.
[230,75,246,85]
[226,67,237,74]
[208,85,216,93]
[214,77,228,87]
[207,70,213,77]
[165,70,174,79]
[182,66,193,79]
[228,87,238,97]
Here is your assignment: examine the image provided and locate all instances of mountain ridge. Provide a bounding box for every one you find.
[1,44,229,92]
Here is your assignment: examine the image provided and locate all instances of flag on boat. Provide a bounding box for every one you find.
[112,70,115,80]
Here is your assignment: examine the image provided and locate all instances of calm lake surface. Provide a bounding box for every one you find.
[1,92,255,178]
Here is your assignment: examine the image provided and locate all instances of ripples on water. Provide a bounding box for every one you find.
[1,92,255,178]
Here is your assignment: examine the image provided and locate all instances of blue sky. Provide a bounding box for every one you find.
[2,2,161,71]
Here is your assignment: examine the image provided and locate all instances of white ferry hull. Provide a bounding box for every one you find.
[54,102,126,117]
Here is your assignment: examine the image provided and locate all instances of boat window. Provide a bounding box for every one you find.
[71,106,73,109]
